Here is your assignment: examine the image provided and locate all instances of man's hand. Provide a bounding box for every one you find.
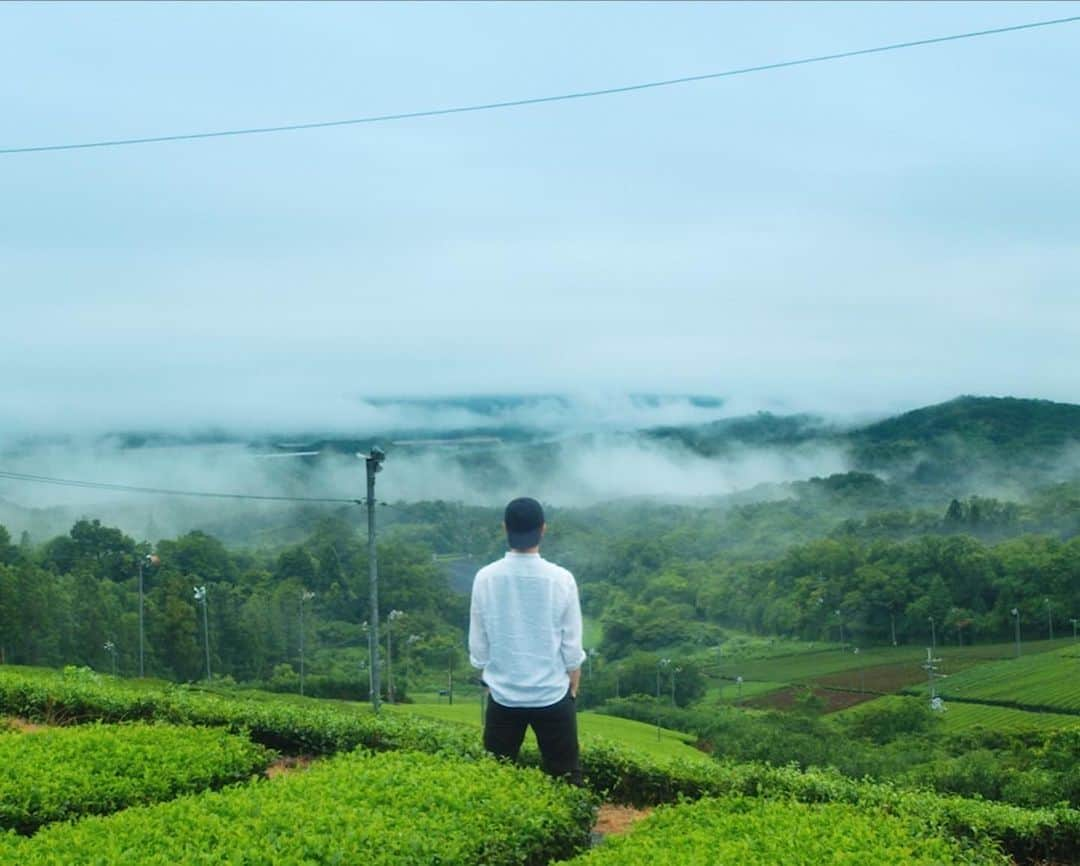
[568,667,581,699]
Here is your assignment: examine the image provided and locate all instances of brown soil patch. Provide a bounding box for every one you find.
[746,686,876,713]
[813,663,926,694]
[593,804,651,837]
[266,755,314,778]
[5,718,49,733]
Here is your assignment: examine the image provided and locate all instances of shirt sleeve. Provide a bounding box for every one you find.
[559,574,586,671]
[468,572,489,670]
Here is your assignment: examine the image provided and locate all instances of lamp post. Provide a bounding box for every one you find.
[104,640,118,676]
[193,585,210,683]
[656,656,665,738]
[1045,598,1054,642]
[835,610,844,648]
[137,553,159,677]
[928,615,936,655]
[1011,608,1021,658]
[405,633,421,698]
[386,609,403,703]
[299,590,315,696]
[361,621,373,696]
[671,666,682,707]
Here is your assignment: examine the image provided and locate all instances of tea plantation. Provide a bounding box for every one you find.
[1,665,1078,865]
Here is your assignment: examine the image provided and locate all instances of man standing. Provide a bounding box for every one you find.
[469,497,585,783]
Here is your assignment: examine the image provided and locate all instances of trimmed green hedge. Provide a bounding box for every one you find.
[571,796,1009,865]
[0,750,595,865]
[0,667,483,758]
[0,722,271,833]
[2,667,1075,863]
[572,742,1080,864]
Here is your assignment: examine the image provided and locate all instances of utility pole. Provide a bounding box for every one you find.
[299,590,314,696]
[193,585,210,683]
[1011,607,1021,658]
[929,615,936,655]
[447,650,454,705]
[137,553,159,677]
[363,447,385,712]
[1045,598,1053,641]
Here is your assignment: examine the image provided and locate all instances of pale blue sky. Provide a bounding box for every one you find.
[2,1,1079,433]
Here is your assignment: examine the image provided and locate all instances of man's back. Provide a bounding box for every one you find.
[469,551,584,708]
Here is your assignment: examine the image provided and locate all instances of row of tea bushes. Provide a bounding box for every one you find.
[2,667,1074,862]
[0,722,271,833]
[569,743,1080,864]
[572,796,1009,866]
[0,750,596,866]
[0,667,484,757]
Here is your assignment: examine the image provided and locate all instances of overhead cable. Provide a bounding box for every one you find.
[0,469,364,505]
[1,14,1077,155]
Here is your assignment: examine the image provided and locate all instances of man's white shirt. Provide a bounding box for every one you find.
[469,551,586,708]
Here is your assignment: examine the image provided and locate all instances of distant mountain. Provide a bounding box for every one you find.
[848,396,1080,478]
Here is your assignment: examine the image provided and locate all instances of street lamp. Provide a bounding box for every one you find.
[103,640,118,676]
[405,633,421,697]
[835,610,844,648]
[656,658,670,740]
[1011,607,1021,658]
[671,665,682,707]
[928,615,936,655]
[361,621,373,696]
[299,590,315,696]
[193,585,210,683]
[137,553,160,677]
[386,609,404,703]
[1045,598,1054,642]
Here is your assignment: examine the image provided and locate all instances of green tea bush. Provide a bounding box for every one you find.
[570,796,1010,866]
[0,667,483,758]
[0,750,596,866]
[568,740,1080,864]
[0,722,271,833]
[2,667,1074,863]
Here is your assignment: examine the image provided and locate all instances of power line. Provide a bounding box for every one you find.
[3,14,1077,156]
[0,469,367,505]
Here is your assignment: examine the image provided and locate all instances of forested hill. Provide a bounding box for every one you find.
[849,396,1080,465]
[644,395,1080,491]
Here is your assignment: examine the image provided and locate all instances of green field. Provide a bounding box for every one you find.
[907,645,1080,712]
[388,697,709,763]
[838,693,1080,734]
[937,700,1080,733]
[716,639,1073,690]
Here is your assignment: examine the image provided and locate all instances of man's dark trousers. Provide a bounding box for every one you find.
[484,688,581,784]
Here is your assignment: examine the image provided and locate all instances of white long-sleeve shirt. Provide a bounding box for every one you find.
[469,551,586,708]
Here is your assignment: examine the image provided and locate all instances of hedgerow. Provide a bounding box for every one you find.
[0,667,484,757]
[570,796,1010,866]
[2,667,1076,863]
[0,750,596,866]
[0,722,271,833]
[570,743,1080,864]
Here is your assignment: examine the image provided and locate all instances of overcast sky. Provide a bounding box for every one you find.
[2,1,1079,435]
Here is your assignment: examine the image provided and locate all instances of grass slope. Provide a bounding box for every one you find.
[389,699,708,764]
